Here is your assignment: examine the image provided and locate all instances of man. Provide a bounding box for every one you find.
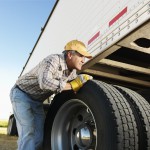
[10,40,93,150]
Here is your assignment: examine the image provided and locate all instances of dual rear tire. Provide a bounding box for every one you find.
[43,80,150,150]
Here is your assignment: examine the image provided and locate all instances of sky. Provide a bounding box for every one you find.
[0,0,56,120]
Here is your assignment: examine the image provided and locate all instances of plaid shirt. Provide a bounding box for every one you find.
[16,54,77,102]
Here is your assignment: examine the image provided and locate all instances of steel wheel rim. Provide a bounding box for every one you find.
[7,117,13,134]
[51,99,97,150]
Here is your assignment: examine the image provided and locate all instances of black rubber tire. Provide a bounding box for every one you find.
[114,85,150,150]
[43,80,138,150]
[43,103,50,114]
[7,115,18,136]
[137,89,150,104]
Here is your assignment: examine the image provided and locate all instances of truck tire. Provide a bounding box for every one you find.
[43,80,138,150]
[137,89,150,104]
[114,85,150,150]
[43,103,50,115]
[7,115,18,136]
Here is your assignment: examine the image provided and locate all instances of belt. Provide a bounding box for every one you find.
[15,85,26,93]
[15,85,35,100]
[15,85,40,102]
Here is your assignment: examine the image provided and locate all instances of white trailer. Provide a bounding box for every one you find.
[10,0,150,149]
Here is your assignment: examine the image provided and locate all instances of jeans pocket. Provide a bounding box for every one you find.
[10,87,25,102]
[10,88,16,102]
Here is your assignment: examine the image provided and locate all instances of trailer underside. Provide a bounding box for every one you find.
[82,21,150,91]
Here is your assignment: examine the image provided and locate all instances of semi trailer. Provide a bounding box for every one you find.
[8,0,150,149]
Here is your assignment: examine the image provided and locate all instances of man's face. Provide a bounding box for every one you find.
[67,51,85,71]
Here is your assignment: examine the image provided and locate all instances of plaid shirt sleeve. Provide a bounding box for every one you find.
[37,56,68,93]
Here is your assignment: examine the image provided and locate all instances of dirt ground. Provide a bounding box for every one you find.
[0,128,17,150]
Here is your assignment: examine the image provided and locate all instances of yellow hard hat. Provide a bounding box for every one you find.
[64,40,92,59]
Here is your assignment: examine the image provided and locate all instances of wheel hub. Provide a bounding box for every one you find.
[75,124,92,148]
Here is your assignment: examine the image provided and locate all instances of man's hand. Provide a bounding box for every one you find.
[70,74,93,92]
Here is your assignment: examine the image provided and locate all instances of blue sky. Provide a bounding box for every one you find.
[0,0,56,119]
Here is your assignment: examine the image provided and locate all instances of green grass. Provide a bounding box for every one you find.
[0,120,8,128]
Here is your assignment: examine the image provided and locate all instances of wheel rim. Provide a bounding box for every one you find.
[7,117,13,134]
[51,99,97,150]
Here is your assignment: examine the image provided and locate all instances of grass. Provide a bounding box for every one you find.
[0,120,8,128]
[0,120,8,134]
[0,120,18,149]
[0,128,7,134]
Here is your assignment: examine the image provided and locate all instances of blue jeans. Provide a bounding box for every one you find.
[10,86,45,150]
